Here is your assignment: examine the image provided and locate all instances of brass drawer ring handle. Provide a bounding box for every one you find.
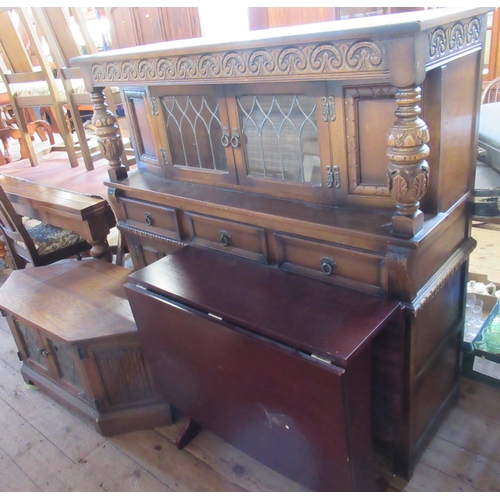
[320,256,337,276]
[145,212,154,226]
[220,230,232,246]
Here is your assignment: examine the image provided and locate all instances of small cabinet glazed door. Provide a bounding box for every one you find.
[224,82,336,203]
[151,85,238,186]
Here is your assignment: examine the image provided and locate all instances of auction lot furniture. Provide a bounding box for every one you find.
[0,174,116,261]
[126,245,403,491]
[74,7,492,487]
[0,259,169,435]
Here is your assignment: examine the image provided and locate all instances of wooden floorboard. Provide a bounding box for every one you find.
[1,291,500,492]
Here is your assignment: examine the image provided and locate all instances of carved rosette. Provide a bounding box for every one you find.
[90,88,127,181]
[387,86,430,237]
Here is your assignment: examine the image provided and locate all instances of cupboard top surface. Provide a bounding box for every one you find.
[73,8,491,89]
[127,245,401,366]
[0,260,136,342]
[73,8,489,63]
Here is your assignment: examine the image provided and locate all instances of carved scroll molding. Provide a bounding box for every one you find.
[428,16,483,66]
[91,88,127,181]
[91,40,386,85]
[116,223,187,250]
[387,85,430,237]
[345,85,396,197]
[387,237,477,317]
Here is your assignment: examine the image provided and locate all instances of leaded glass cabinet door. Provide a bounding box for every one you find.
[225,82,335,203]
[152,86,238,186]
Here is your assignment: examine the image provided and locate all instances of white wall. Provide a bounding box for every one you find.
[198,5,249,39]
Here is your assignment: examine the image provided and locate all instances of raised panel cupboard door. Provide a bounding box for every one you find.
[328,81,397,208]
[122,88,162,170]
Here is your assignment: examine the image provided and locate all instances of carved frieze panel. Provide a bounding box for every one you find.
[91,40,387,85]
[428,16,483,65]
[116,222,186,249]
[344,85,397,197]
[386,238,476,316]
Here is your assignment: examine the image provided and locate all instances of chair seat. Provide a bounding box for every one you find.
[13,79,67,99]
[26,220,85,256]
[13,78,120,98]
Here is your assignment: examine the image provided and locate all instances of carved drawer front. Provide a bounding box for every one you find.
[119,197,181,240]
[275,232,387,295]
[185,212,268,263]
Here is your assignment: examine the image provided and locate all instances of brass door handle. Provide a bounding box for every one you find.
[230,128,240,148]
[221,128,230,148]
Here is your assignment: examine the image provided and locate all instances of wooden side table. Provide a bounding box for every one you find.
[0,259,170,436]
[126,246,404,491]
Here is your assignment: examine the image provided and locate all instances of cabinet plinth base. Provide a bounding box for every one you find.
[21,364,171,436]
[0,260,170,437]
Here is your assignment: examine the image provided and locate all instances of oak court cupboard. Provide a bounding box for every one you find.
[73,7,492,490]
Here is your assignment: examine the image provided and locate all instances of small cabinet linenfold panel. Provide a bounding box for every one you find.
[119,197,181,240]
[184,211,268,262]
[274,232,387,295]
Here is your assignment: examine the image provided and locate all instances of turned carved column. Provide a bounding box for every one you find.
[91,87,127,181]
[387,85,430,237]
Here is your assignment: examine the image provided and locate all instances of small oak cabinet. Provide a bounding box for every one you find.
[0,260,169,436]
[74,7,492,486]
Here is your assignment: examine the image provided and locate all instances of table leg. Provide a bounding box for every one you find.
[89,239,113,262]
[0,239,7,260]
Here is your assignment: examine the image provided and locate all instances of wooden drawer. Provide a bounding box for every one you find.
[275,232,387,295]
[185,212,268,262]
[119,197,181,240]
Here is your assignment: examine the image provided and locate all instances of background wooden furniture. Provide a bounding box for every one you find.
[485,8,500,81]
[126,245,403,491]
[482,75,500,103]
[247,6,424,30]
[0,8,79,168]
[0,174,116,261]
[0,108,54,165]
[0,184,90,269]
[30,7,128,172]
[0,259,170,436]
[74,7,491,483]
[105,7,201,49]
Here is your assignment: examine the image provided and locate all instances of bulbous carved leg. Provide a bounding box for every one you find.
[89,239,113,263]
[91,87,127,182]
[387,85,430,237]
